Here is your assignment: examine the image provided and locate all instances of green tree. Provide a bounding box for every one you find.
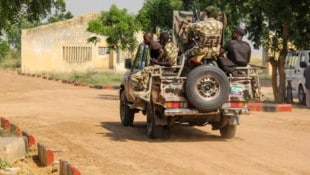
[137,0,183,32]
[0,0,56,58]
[47,0,73,23]
[2,0,72,51]
[245,0,310,103]
[0,0,56,35]
[87,5,140,52]
[0,41,9,61]
[182,0,310,103]
[0,0,72,59]
[4,19,40,51]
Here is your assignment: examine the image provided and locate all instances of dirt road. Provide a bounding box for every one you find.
[0,69,309,175]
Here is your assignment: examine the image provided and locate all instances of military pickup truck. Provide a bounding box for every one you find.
[119,43,262,139]
[119,10,261,139]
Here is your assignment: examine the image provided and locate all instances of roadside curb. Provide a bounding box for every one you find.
[18,72,120,90]
[37,143,54,166]
[248,103,292,112]
[10,124,22,136]
[22,131,36,147]
[1,117,82,172]
[60,160,81,175]
[1,118,23,137]
[1,118,10,131]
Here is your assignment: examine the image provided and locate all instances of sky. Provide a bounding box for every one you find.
[64,0,145,16]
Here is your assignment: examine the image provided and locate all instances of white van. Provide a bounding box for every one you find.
[285,50,310,104]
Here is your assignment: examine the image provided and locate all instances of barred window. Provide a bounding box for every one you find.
[98,47,110,55]
[63,46,92,63]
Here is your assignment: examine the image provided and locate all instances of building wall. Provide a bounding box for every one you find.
[21,13,115,73]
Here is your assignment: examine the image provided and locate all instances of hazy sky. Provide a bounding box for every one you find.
[64,0,145,16]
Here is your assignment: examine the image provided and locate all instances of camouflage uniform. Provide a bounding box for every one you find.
[131,42,178,92]
[186,17,223,59]
[131,66,157,91]
[162,42,178,66]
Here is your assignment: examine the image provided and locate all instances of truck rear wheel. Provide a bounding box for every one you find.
[220,124,237,139]
[186,66,230,112]
[146,100,164,139]
[120,91,134,126]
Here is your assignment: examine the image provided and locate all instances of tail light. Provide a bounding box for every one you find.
[230,101,246,108]
[165,101,188,108]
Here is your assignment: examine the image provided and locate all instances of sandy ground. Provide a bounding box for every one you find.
[0,69,309,175]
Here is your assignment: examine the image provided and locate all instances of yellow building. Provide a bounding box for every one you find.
[21,13,128,73]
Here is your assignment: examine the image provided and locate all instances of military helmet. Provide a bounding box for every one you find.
[205,6,220,18]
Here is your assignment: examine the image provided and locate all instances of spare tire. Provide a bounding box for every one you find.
[186,65,230,112]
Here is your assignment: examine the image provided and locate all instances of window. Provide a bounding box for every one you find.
[133,44,149,70]
[63,46,92,63]
[98,47,110,55]
[288,53,298,69]
[285,53,291,69]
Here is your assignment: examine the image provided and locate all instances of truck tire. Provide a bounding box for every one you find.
[220,124,237,139]
[186,65,230,112]
[120,91,135,126]
[146,99,163,139]
[298,85,305,105]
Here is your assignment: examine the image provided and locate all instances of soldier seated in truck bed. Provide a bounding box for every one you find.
[218,27,251,76]
[131,32,178,97]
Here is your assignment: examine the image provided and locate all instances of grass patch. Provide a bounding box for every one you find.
[258,73,271,80]
[48,71,124,86]
[0,50,21,71]
[0,128,15,137]
[0,159,11,170]
[249,55,271,80]
[250,55,263,66]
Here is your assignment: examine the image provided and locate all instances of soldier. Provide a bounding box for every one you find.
[158,32,178,67]
[144,32,163,64]
[185,6,223,59]
[218,27,251,75]
[131,32,178,96]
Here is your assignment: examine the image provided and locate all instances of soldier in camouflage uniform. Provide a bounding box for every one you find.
[185,6,223,59]
[131,32,178,95]
[158,32,178,67]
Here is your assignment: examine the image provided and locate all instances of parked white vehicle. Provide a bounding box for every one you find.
[285,50,310,104]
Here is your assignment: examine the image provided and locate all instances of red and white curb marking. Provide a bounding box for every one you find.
[37,143,54,166]
[1,117,81,172]
[60,160,81,175]
[248,103,292,112]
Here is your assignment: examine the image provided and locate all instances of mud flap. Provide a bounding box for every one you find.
[154,110,167,126]
[229,115,240,125]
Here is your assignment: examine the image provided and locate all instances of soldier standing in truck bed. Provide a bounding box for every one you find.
[185,6,223,59]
